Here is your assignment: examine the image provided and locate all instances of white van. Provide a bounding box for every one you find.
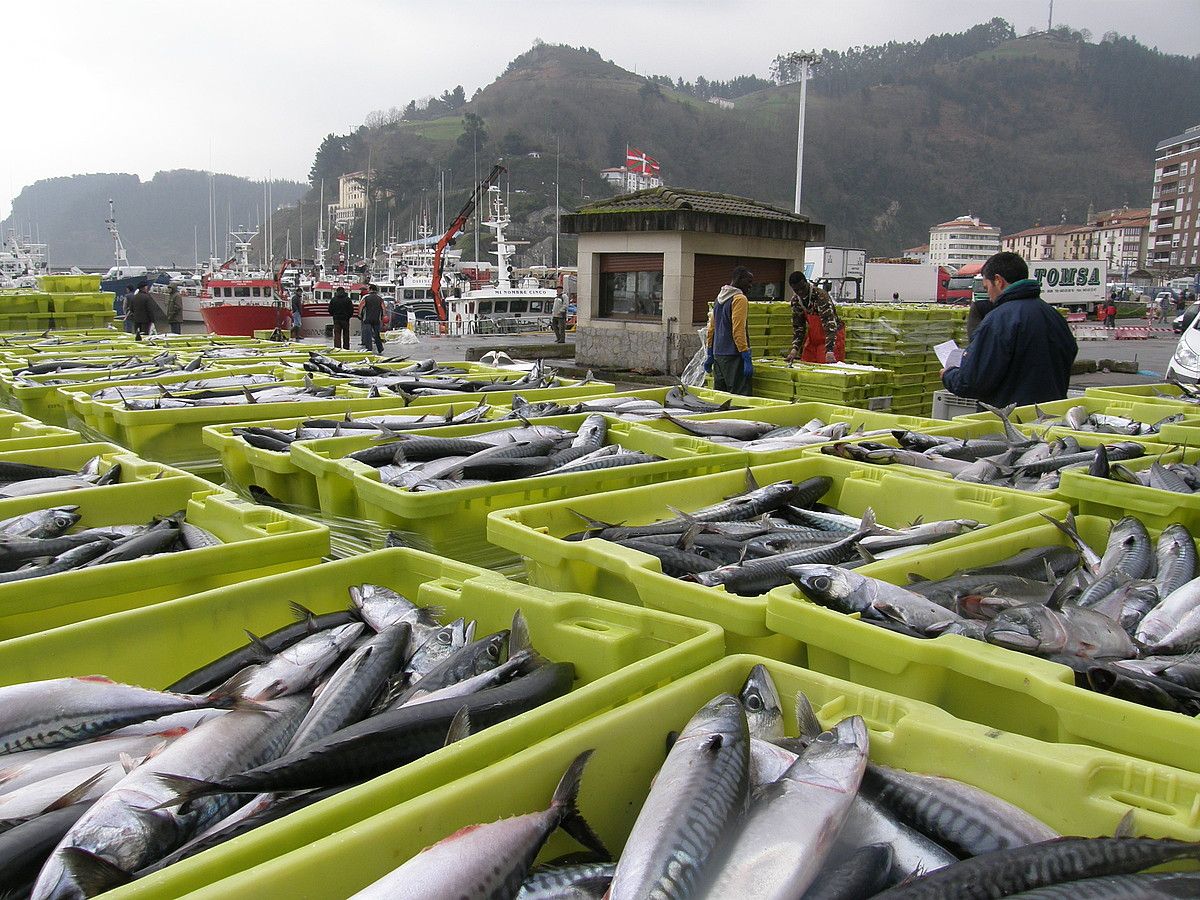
[1168,304,1200,381]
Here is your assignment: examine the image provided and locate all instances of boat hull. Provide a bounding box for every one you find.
[199,299,291,336]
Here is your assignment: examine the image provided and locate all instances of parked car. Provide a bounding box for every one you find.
[1172,300,1197,335]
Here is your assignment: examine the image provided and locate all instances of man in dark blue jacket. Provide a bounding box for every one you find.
[942,252,1077,408]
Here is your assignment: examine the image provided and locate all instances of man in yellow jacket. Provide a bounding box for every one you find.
[704,266,754,395]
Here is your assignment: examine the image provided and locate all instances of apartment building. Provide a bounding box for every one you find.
[1150,124,1200,269]
[1091,207,1150,271]
[1002,208,1149,271]
[927,216,1000,268]
[1001,224,1075,262]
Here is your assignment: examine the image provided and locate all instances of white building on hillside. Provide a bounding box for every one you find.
[928,215,1001,269]
[328,170,372,228]
[600,167,663,193]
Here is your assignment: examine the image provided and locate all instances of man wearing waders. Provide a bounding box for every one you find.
[704,266,754,395]
[786,270,844,363]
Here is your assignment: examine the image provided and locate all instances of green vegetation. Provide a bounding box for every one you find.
[314,24,1199,263]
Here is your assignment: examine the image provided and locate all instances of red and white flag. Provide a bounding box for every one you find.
[626,148,660,175]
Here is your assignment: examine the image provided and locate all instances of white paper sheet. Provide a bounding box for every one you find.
[934,339,964,369]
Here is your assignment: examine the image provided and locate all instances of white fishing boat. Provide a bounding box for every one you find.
[0,229,48,288]
[444,187,557,335]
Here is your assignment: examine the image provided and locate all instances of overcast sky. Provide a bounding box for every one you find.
[3,0,1198,222]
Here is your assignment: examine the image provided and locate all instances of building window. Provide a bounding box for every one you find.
[597,253,665,320]
[600,270,663,319]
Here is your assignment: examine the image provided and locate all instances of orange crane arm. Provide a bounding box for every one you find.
[431,164,506,320]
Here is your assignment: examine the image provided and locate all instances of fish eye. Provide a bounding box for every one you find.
[744,691,763,711]
[487,643,500,659]
[813,576,831,591]
[438,631,452,644]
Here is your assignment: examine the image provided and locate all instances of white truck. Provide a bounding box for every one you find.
[864,263,966,303]
[1027,260,1108,311]
[803,246,866,301]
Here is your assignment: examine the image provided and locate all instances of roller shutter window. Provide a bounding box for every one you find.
[692,255,787,323]
[598,253,665,320]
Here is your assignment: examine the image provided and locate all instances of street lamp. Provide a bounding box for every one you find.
[792,52,822,215]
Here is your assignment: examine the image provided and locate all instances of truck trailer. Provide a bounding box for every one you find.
[803,246,866,301]
[947,260,1108,312]
[863,262,969,303]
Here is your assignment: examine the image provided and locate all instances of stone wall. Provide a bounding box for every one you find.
[576,321,703,374]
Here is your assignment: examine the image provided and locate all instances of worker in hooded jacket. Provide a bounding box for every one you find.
[704,266,754,395]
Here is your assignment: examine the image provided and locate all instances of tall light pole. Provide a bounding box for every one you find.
[793,53,821,214]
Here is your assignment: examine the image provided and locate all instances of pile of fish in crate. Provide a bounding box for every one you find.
[3,325,1200,897]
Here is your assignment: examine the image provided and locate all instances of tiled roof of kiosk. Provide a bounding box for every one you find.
[576,187,810,223]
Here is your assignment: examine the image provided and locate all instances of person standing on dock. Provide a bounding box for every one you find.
[941,252,1077,408]
[551,291,568,343]
[121,285,136,333]
[358,284,385,354]
[328,286,353,350]
[786,271,844,364]
[127,282,155,341]
[165,284,183,334]
[704,266,755,395]
[291,287,304,340]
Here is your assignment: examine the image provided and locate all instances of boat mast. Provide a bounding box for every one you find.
[105,199,128,269]
[314,180,327,280]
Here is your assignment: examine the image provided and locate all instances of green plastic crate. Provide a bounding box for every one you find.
[634,401,944,466]
[1085,383,1200,413]
[806,418,1179,505]
[10,363,279,427]
[497,385,787,413]
[766,515,1200,773]
[201,400,500,510]
[0,549,725,900]
[291,414,748,567]
[0,359,199,420]
[65,379,403,478]
[44,291,117,314]
[1058,446,1200,527]
[0,290,49,314]
[0,410,80,450]
[0,479,328,638]
[0,441,196,490]
[957,396,1191,446]
[487,455,1071,655]
[404,374,615,409]
[193,652,1200,898]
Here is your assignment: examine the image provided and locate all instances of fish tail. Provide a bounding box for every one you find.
[56,847,133,895]
[566,509,618,534]
[1040,511,1086,551]
[551,750,610,860]
[149,772,226,811]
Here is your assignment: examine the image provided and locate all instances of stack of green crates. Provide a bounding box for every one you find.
[0,289,53,330]
[742,359,894,408]
[839,303,968,417]
[0,275,116,331]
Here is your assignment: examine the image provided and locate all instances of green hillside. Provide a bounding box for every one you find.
[278,20,1200,264]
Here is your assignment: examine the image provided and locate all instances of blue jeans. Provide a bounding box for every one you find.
[361,320,384,353]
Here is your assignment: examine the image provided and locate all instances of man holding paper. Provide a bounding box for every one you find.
[941,252,1076,408]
